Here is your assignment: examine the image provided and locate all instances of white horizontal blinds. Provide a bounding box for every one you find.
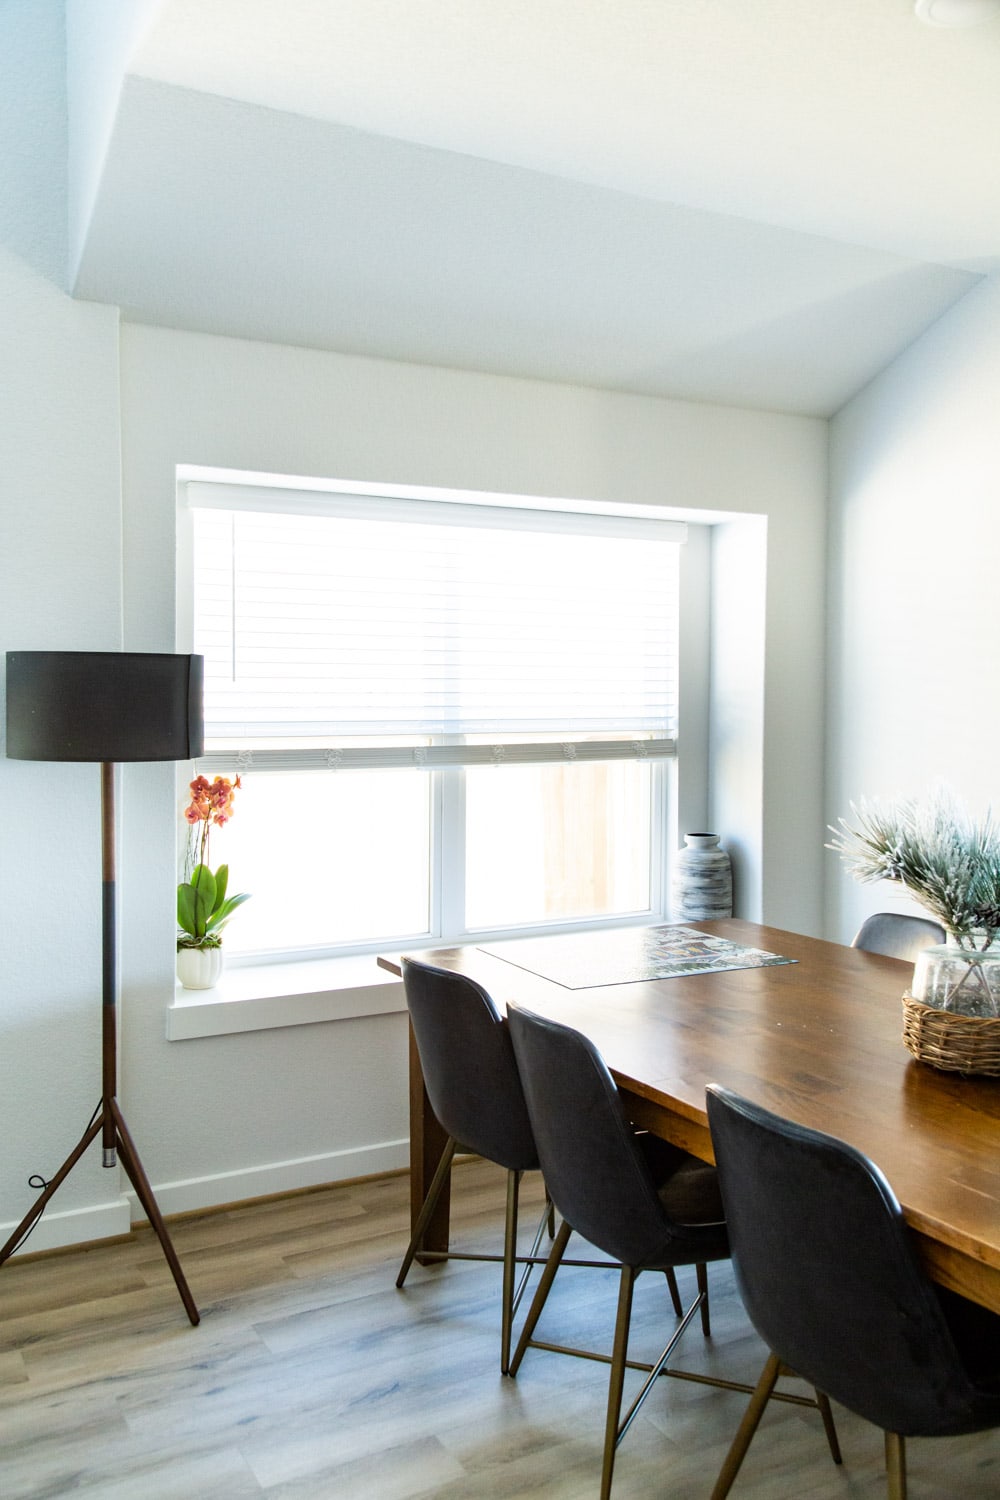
[195,741,677,774]
[190,489,681,770]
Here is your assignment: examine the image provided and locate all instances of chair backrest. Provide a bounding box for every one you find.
[401,957,538,1172]
[507,1003,707,1268]
[852,911,946,962]
[705,1085,997,1437]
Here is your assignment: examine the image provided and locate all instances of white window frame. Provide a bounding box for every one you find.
[175,466,686,972]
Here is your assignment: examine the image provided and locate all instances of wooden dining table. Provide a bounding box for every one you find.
[378,919,1000,1314]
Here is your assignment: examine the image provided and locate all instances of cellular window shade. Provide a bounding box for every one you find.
[190,495,681,772]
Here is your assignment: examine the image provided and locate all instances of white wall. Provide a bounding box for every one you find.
[710,518,768,920]
[0,0,128,1247]
[826,271,1000,942]
[66,0,162,284]
[108,324,827,1225]
[1,3,828,1251]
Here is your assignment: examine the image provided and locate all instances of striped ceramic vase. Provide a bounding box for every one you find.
[671,833,733,921]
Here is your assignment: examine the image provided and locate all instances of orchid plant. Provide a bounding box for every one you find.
[177,775,251,951]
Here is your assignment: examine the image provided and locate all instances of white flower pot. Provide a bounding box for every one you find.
[176,946,224,990]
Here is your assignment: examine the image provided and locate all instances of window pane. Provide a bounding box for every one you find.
[202,770,430,954]
[464,760,652,929]
[186,480,683,955]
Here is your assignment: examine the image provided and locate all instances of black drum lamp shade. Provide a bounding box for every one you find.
[5,651,203,762]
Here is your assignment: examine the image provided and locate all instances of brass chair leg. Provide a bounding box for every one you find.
[885,1431,907,1500]
[511,1184,563,1324]
[816,1389,842,1464]
[596,1266,708,1500]
[697,1261,711,1336]
[508,1218,574,1375]
[709,1352,841,1499]
[600,1266,638,1500]
[709,1350,782,1500]
[402,1159,577,1374]
[500,1168,520,1374]
[396,1136,458,1287]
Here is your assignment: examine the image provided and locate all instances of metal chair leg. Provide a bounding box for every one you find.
[396,1136,458,1287]
[512,1187,560,1308]
[500,1168,521,1374]
[885,1431,907,1500]
[508,1218,574,1375]
[816,1389,842,1465]
[709,1352,841,1499]
[597,1266,705,1500]
[596,1270,709,1499]
[709,1350,782,1500]
[403,1159,587,1373]
[600,1265,638,1500]
[505,1174,578,1370]
[697,1260,711,1335]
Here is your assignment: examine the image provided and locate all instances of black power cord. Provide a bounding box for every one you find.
[6,1101,102,1257]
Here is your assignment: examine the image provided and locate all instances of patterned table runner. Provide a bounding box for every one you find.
[479,924,795,990]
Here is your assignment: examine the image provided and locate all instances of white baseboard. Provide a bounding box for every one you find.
[124,1139,410,1220]
[3,1197,132,1257]
[2,1140,409,1255]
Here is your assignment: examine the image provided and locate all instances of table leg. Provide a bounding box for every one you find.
[408,1021,451,1255]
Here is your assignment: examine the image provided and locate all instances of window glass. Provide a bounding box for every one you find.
[465,757,652,929]
[208,769,431,955]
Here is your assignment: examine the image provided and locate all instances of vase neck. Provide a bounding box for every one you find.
[947,929,1000,953]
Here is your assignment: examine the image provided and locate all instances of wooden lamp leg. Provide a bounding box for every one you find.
[0,763,199,1326]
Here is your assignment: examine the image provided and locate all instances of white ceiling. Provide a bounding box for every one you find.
[72,0,1000,416]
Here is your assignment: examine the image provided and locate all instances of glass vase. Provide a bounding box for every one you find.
[911,939,1000,1018]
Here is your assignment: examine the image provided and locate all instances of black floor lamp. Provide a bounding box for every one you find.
[1,651,204,1325]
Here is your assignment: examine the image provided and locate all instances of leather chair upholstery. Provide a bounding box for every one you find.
[508,1004,725,1268]
[507,1002,732,1500]
[397,957,542,1373]
[705,1084,1000,1498]
[403,956,538,1172]
[852,911,946,962]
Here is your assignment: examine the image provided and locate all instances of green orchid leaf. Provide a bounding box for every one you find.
[212,863,230,912]
[179,864,248,939]
[177,880,213,938]
[177,883,199,937]
[213,891,251,926]
[207,893,251,934]
[190,864,217,912]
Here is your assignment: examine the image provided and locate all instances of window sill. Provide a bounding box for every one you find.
[167,953,406,1040]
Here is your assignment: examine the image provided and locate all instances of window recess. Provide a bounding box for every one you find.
[182,476,684,958]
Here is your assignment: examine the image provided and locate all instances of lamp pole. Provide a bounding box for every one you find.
[0,760,200,1324]
[1,652,203,1326]
[102,759,117,1168]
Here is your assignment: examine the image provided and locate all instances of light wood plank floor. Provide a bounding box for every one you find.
[2,1160,998,1499]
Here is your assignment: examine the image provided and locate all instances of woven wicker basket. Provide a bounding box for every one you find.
[902,992,1000,1076]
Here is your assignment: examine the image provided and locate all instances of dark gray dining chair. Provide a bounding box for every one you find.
[396,957,554,1373]
[705,1084,1000,1499]
[398,958,623,1373]
[506,1004,837,1500]
[852,911,945,962]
